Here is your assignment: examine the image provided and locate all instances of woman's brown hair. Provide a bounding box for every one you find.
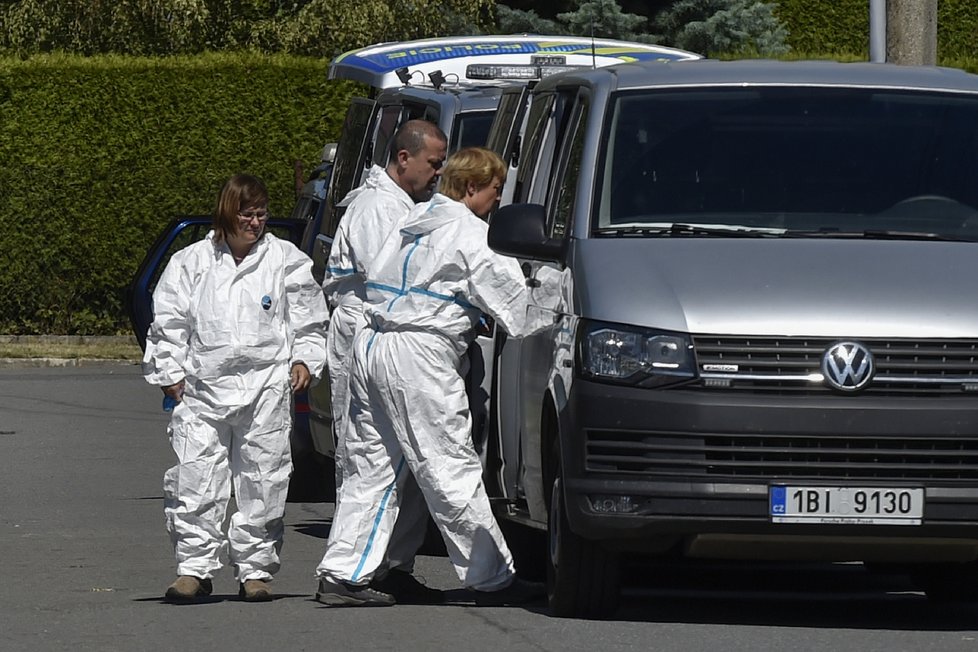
[213,174,269,243]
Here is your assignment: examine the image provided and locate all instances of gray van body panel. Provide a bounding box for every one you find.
[571,238,978,338]
[538,58,978,95]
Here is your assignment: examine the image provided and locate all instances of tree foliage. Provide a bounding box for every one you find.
[495,4,559,34]
[496,0,654,43]
[494,0,788,56]
[0,0,496,57]
[652,0,789,56]
[557,0,647,38]
[0,0,235,55]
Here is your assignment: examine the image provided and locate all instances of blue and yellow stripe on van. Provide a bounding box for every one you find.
[329,35,700,87]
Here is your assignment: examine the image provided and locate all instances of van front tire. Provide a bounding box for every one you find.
[546,465,620,619]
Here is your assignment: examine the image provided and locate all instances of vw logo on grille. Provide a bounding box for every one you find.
[821,341,874,392]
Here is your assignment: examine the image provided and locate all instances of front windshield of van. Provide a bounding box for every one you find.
[596,87,978,239]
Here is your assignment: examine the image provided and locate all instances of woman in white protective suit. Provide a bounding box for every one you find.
[314,147,545,607]
[143,174,329,603]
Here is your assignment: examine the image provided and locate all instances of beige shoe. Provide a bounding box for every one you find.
[164,576,213,603]
[239,579,273,602]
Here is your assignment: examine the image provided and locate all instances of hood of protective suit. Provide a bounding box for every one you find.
[362,191,533,356]
[325,164,416,308]
[338,164,393,208]
[399,194,466,236]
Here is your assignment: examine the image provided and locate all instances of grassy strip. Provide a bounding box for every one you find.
[0,341,143,360]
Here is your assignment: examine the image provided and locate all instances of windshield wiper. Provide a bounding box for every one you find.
[595,225,662,237]
[667,223,781,237]
[597,223,781,237]
[784,229,958,241]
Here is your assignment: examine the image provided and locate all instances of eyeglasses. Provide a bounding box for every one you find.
[238,209,269,222]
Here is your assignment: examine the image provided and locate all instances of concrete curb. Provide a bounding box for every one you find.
[0,335,138,345]
[0,358,139,369]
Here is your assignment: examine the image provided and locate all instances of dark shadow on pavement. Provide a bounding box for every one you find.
[134,592,312,604]
[293,519,331,540]
[601,558,978,630]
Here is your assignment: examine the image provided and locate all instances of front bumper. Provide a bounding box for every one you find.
[558,378,978,561]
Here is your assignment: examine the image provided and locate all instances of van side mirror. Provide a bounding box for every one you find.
[321,142,338,163]
[488,203,564,262]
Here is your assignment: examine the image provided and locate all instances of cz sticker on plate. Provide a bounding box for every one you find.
[769,486,923,525]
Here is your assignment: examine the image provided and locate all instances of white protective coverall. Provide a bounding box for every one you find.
[143,231,328,582]
[323,164,430,573]
[317,193,536,591]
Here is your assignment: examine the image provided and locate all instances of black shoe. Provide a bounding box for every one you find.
[370,569,445,605]
[315,577,395,607]
[473,577,546,607]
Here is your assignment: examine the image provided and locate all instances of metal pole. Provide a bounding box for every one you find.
[870,0,886,62]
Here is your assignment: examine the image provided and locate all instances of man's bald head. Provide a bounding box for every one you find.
[387,119,449,202]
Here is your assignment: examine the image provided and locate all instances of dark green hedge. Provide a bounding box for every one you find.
[776,0,978,59]
[0,53,358,334]
[775,0,867,55]
[938,0,978,60]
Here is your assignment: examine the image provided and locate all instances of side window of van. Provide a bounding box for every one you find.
[487,89,528,161]
[324,98,376,237]
[371,105,407,167]
[514,93,556,204]
[374,103,438,167]
[520,90,576,205]
[452,111,495,151]
[550,95,589,239]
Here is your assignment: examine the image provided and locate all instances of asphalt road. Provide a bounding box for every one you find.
[3,365,978,651]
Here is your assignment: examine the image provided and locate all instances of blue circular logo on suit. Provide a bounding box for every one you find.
[261,295,272,311]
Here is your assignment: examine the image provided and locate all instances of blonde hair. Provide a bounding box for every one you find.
[439,147,505,202]
[213,173,268,243]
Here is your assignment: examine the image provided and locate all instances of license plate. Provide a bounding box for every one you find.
[769,486,924,525]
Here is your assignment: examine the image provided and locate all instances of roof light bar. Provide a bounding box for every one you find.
[466,63,583,81]
[467,64,539,80]
[539,65,577,78]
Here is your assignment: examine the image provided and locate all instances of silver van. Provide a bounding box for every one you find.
[486,59,978,617]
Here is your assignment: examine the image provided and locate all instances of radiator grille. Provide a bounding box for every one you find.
[585,430,978,481]
[693,336,978,395]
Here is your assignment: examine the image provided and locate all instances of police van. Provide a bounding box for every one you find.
[302,35,701,466]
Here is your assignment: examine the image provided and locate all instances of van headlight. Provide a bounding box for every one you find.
[579,321,695,386]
